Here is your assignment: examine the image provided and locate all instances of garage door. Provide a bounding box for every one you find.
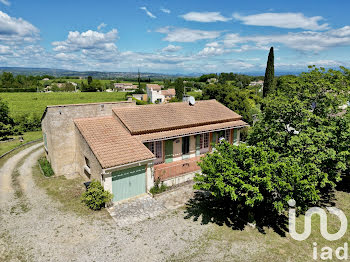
[112,165,146,202]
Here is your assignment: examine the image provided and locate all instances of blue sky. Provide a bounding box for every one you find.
[1,0,350,74]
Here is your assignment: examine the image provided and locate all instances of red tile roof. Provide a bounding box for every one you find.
[74,116,154,169]
[112,100,242,135]
[146,84,162,90]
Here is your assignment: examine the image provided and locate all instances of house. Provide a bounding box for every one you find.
[207,78,218,83]
[114,83,138,92]
[249,80,264,87]
[41,99,248,202]
[146,84,165,103]
[161,88,176,102]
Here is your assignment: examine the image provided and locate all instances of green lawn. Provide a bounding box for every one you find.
[0,92,127,120]
[32,155,111,219]
[187,90,202,99]
[0,131,42,156]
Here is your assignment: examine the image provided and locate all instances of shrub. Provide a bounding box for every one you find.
[81,180,113,210]
[38,157,54,177]
[149,178,167,195]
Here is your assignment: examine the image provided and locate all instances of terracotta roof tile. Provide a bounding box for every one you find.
[146,84,162,90]
[161,88,175,96]
[74,116,154,169]
[136,120,249,142]
[113,100,242,135]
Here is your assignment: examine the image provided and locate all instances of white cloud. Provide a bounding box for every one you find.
[213,26,350,52]
[0,44,10,54]
[161,8,170,14]
[52,29,118,52]
[0,11,39,42]
[161,44,182,52]
[156,27,221,42]
[233,12,329,30]
[0,0,10,6]
[181,11,231,22]
[140,7,156,19]
[97,22,107,30]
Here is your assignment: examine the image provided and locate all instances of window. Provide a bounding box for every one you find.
[199,133,209,154]
[225,130,230,142]
[147,142,155,154]
[85,156,90,168]
[182,136,190,155]
[146,141,163,164]
[200,133,209,149]
[155,141,162,159]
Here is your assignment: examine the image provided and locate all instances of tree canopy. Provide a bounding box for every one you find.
[195,66,350,217]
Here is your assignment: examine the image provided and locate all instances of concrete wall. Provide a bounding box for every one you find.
[75,126,102,181]
[162,171,200,187]
[41,101,135,176]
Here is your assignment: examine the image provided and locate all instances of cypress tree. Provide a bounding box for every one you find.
[263,47,274,98]
[175,78,184,101]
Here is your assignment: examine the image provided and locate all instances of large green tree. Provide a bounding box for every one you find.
[263,47,274,98]
[195,141,324,213]
[175,78,184,100]
[0,98,14,139]
[195,66,350,216]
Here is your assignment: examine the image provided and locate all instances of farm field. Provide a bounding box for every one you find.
[0,92,127,120]
[0,131,42,156]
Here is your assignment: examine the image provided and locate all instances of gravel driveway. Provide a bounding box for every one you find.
[0,143,211,262]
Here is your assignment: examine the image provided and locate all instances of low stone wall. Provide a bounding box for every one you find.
[154,156,201,182]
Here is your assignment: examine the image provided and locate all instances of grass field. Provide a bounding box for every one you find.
[0,131,42,156]
[187,90,202,99]
[0,92,127,120]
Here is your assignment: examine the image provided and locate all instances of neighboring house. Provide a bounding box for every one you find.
[132,93,148,101]
[207,78,218,83]
[249,80,264,87]
[114,83,138,92]
[146,84,164,103]
[161,88,176,102]
[42,99,248,203]
[42,78,50,81]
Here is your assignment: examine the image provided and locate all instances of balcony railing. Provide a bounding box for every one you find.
[154,156,201,181]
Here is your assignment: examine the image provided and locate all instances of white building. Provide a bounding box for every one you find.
[146,84,164,103]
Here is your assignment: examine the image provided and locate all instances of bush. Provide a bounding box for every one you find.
[81,180,113,210]
[38,157,54,177]
[149,178,167,195]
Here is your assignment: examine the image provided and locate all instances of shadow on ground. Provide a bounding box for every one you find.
[184,191,289,236]
[336,174,350,193]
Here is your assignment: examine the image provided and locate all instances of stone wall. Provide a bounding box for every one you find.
[41,101,135,176]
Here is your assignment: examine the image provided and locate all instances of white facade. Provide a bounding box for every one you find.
[146,86,165,103]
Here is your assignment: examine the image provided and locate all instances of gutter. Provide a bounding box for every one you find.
[140,124,249,143]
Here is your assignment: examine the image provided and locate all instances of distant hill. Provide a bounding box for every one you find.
[0,67,197,79]
[0,66,303,79]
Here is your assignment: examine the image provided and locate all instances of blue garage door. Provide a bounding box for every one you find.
[112,165,146,202]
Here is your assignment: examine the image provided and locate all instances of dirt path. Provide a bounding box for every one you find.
[0,144,210,262]
[0,143,43,203]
